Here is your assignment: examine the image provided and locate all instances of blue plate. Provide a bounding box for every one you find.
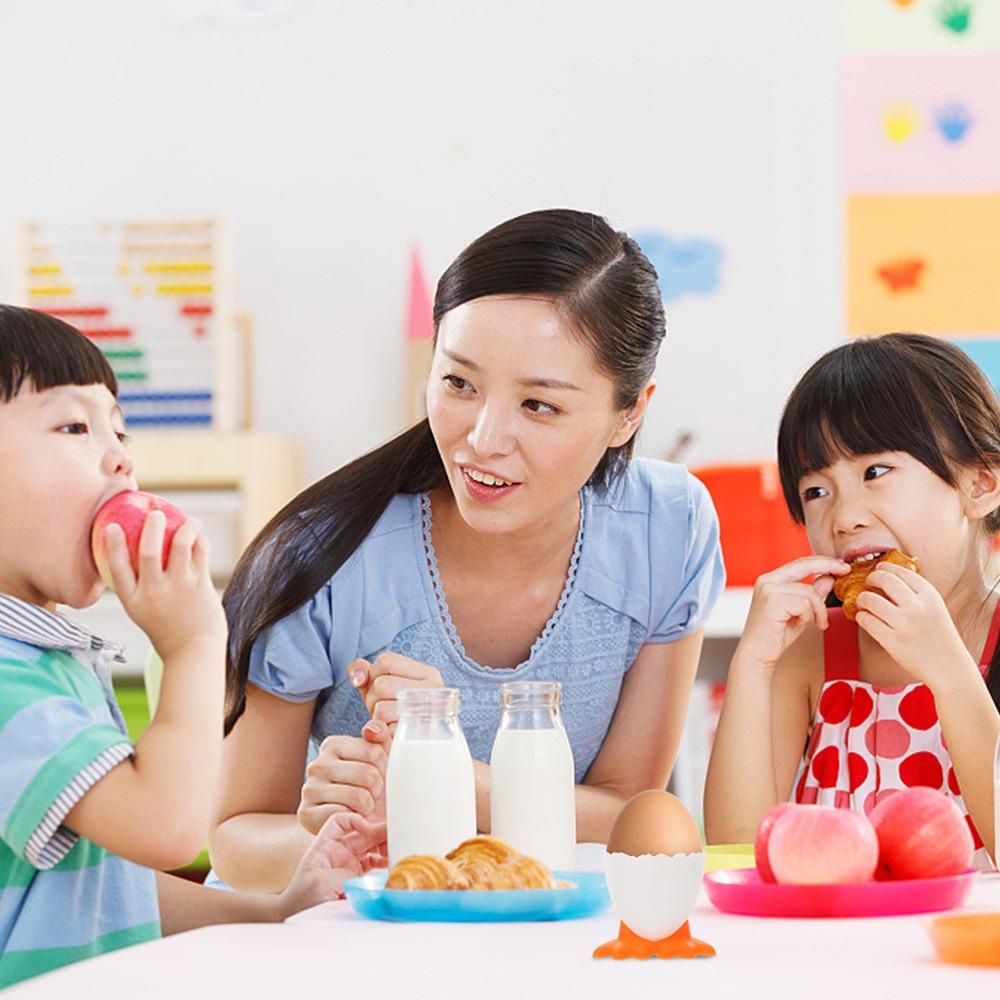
[343,870,610,923]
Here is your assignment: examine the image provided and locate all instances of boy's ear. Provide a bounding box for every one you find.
[965,465,1000,519]
[608,380,656,449]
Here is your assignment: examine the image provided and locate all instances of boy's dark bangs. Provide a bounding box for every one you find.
[778,343,951,521]
[0,305,117,401]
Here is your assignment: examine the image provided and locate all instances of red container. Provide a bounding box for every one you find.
[691,463,811,586]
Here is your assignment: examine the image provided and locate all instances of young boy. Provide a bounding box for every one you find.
[0,305,386,988]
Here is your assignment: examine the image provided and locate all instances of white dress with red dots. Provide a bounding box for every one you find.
[792,606,998,870]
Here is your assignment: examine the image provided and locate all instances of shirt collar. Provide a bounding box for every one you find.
[0,594,126,662]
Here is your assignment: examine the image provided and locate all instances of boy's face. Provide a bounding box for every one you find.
[0,381,135,610]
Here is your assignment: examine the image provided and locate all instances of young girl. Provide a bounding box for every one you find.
[705,334,1000,867]
[210,209,725,891]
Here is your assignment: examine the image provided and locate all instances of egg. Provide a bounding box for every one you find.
[603,791,706,945]
[607,789,702,857]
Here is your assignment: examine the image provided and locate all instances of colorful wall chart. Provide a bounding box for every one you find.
[844,0,1000,388]
[15,220,231,428]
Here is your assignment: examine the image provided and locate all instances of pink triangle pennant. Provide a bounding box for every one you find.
[405,246,435,343]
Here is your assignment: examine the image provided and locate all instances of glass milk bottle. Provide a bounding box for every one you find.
[385,688,476,867]
[490,680,576,871]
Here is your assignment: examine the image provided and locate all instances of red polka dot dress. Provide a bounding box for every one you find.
[792,606,999,870]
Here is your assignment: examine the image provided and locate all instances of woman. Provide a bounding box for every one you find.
[210,209,724,890]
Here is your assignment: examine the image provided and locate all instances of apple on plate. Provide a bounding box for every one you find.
[869,788,974,880]
[754,803,795,883]
[755,803,879,885]
[91,491,186,590]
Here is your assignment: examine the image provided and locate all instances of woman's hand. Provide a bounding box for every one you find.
[297,721,392,836]
[277,811,388,918]
[855,563,976,689]
[349,651,443,729]
[735,556,849,671]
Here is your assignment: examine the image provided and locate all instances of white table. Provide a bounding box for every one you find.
[10,846,1000,998]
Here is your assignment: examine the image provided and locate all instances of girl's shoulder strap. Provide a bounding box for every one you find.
[979,597,1000,668]
[823,607,859,681]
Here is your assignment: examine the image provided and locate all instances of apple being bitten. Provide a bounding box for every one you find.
[91,491,186,590]
[869,788,974,880]
[760,804,879,885]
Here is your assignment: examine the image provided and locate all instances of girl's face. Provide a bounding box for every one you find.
[798,450,983,599]
[426,295,647,537]
[0,382,136,609]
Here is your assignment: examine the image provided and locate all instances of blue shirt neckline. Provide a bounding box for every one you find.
[415,489,587,674]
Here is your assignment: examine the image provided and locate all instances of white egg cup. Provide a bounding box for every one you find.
[603,851,705,940]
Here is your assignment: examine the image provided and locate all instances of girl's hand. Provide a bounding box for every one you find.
[736,556,850,671]
[278,812,388,918]
[297,721,392,836]
[349,652,443,730]
[104,511,226,661]
[855,563,975,689]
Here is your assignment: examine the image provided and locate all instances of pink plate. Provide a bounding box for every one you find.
[704,868,977,918]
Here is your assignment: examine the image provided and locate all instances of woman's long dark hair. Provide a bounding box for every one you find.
[777,333,1000,709]
[0,304,117,401]
[223,209,666,732]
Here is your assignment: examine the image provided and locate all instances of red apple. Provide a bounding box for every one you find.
[754,803,796,882]
[869,788,974,880]
[766,804,879,885]
[91,490,186,590]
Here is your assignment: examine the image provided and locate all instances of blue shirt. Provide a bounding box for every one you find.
[249,458,725,782]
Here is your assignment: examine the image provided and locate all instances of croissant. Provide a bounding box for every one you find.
[446,835,519,867]
[385,835,558,891]
[833,548,920,621]
[384,854,471,890]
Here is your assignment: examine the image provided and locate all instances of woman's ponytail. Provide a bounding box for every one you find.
[222,419,445,733]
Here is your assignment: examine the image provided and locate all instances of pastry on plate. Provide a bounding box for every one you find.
[385,835,558,891]
[384,854,471,890]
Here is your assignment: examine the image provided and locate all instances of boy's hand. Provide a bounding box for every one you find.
[297,720,392,835]
[855,563,976,689]
[278,812,388,919]
[349,652,443,730]
[103,510,227,661]
[736,556,850,671]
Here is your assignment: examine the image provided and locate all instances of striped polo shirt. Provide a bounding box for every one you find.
[0,595,159,988]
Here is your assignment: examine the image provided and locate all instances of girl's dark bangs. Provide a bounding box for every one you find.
[779,342,951,517]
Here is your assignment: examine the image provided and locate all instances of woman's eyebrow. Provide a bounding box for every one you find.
[518,376,582,391]
[441,349,581,391]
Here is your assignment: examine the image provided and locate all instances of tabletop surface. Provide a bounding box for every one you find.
[9,846,1000,999]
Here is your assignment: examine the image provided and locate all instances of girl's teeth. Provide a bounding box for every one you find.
[854,551,887,563]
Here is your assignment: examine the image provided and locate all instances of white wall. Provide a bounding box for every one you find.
[0,0,843,482]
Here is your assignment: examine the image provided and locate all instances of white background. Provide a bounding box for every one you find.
[0,0,843,482]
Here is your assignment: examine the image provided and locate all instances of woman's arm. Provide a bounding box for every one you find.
[209,684,317,891]
[577,630,706,840]
[465,635,705,841]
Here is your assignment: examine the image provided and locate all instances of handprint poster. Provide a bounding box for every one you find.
[845,0,1000,52]
[843,53,999,190]
[844,0,1000,355]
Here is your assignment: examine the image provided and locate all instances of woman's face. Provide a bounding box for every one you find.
[426,295,645,537]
